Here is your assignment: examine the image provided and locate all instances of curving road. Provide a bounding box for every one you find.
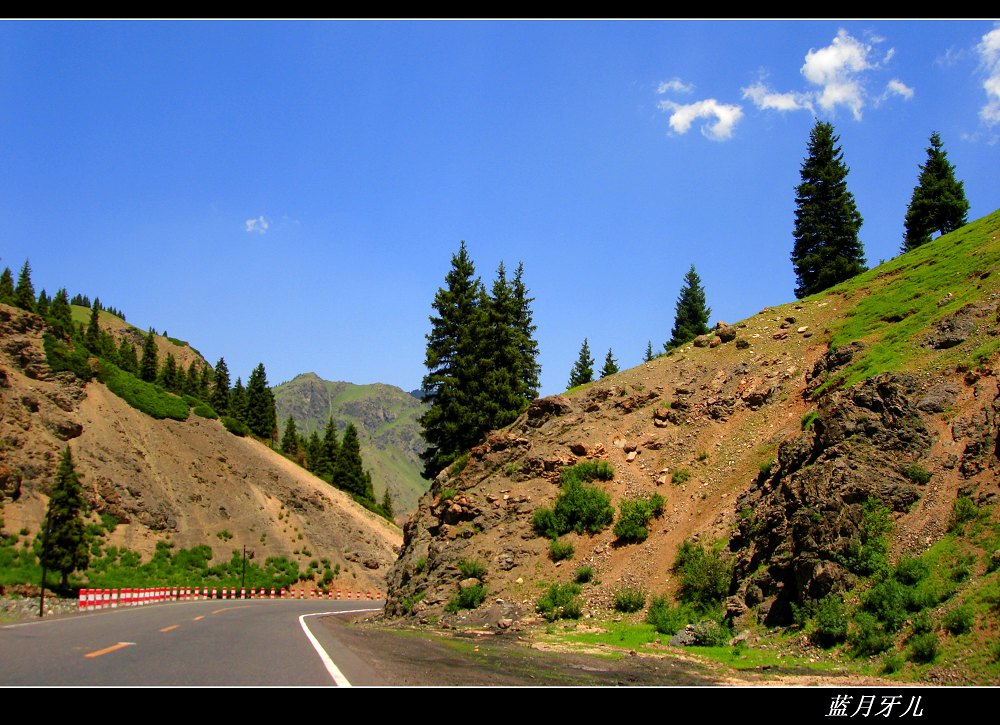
[0,599,385,686]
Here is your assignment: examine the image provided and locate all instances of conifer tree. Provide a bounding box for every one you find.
[246,363,276,441]
[791,120,865,299]
[198,363,213,400]
[84,299,102,353]
[567,338,594,389]
[644,340,655,363]
[381,488,394,519]
[36,289,50,317]
[479,262,524,432]
[183,360,200,396]
[39,447,89,588]
[230,377,248,424]
[666,265,711,350]
[118,338,139,374]
[159,352,179,391]
[139,329,159,382]
[333,423,374,503]
[600,348,619,378]
[419,241,489,478]
[0,267,13,304]
[48,288,73,339]
[211,357,231,416]
[305,431,322,472]
[281,416,299,455]
[511,262,541,403]
[902,132,969,253]
[14,260,36,312]
[321,417,340,477]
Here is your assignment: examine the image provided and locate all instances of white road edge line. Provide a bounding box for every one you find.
[299,608,380,687]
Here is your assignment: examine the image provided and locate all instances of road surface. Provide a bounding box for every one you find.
[0,598,385,686]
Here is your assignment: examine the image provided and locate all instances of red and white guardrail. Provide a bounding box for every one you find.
[77,586,381,610]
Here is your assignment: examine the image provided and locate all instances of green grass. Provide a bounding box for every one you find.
[98,362,189,420]
[813,209,1000,392]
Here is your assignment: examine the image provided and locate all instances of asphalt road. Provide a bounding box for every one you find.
[0,599,386,686]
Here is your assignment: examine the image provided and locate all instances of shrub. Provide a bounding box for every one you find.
[560,460,614,485]
[671,468,690,485]
[691,619,731,647]
[901,463,931,484]
[99,362,189,421]
[862,579,909,632]
[614,494,665,543]
[908,632,939,663]
[456,558,486,580]
[948,496,981,532]
[536,583,583,622]
[439,487,458,502]
[193,402,218,419]
[646,596,694,635]
[449,452,470,476]
[942,604,974,635]
[445,583,486,613]
[910,611,934,636]
[810,594,848,648]
[673,540,732,610]
[42,333,94,381]
[696,451,709,462]
[612,586,646,613]
[216,529,233,542]
[414,556,427,574]
[532,507,561,539]
[843,498,892,577]
[221,416,250,437]
[534,478,614,539]
[401,590,425,614]
[573,566,593,584]
[801,410,820,431]
[849,612,894,657]
[881,652,904,674]
[549,539,574,562]
[894,557,929,586]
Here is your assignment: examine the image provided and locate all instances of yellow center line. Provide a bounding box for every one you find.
[211,605,252,615]
[192,615,205,622]
[160,625,179,633]
[84,642,134,659]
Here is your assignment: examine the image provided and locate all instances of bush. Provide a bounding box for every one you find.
[910,611,934,636]
[646,596,694,635]
[560,460,614,485]
[843,498,892,577]
[612,586,646,613]
[908,632,939,663]
[533,477,614,538]
[536,583,583,622]
[673,540,732,610]
[614,494,665,543]
[810,594,848,648]
[801,410,820,431]
[445,583,486,613]
[881,652,904,674]
[221,416,250,437]
[862,579,909,632]
[99,362,189,421]
[849,611,894,657]
[948,496,981,532]
[573,566,593,584]
[894,556,929,586]
[456,558,487,580]
[42,334,95,381]
[691,619,731,647]
[549,538,574,562]
[532,507,561,539]
[901,463,931,484]
[942,604,974,635]
[671,468,690,485]
[193,402,218,419]
[449,452,470,476]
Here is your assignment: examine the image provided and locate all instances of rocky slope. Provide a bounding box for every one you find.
[273,372,428,518]
[0,304,401,593]
[384,210,1000,639]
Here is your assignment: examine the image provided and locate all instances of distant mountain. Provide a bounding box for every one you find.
[272,373,429,518]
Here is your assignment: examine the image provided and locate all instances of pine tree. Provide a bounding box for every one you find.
[48,288,73,339]
[281,416,299,455]
[567,338,594,389]
[118,338,139,374]
[791,120,865,299]
[198,363,213,400]
[39,447,89,588]
[211,357,231,416]
[246,363,276,441]
[305,431,322,473]
[666,264,711,350]
[230,377,248,424]
[902,132,969,253]
[84,298,102,353]
[36,289,50,317]
[419,241,490,478]
[511,262,541,404]
[333,423,374,503]
[0,267,14,304]
[643,340,655,363]
[14,260,36,313]
[381,488,394,519]
[600,348,619,378]
[139,329,158,382]
[159,353,179,391]
[479,262,524,433]
[183,360,200,396]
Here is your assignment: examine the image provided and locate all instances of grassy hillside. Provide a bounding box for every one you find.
[273,372,429,518]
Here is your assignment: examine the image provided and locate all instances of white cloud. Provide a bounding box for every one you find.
[977,25,1000,126]
[657,78,694,94]
[741,81,813,112]
[801,29,879,120]
[935,46,965,67]
[658,98,744,141]
[245,216,270,234]
[884,78,914,101]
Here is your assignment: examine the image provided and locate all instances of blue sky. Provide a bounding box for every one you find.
[2,19,999,396]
